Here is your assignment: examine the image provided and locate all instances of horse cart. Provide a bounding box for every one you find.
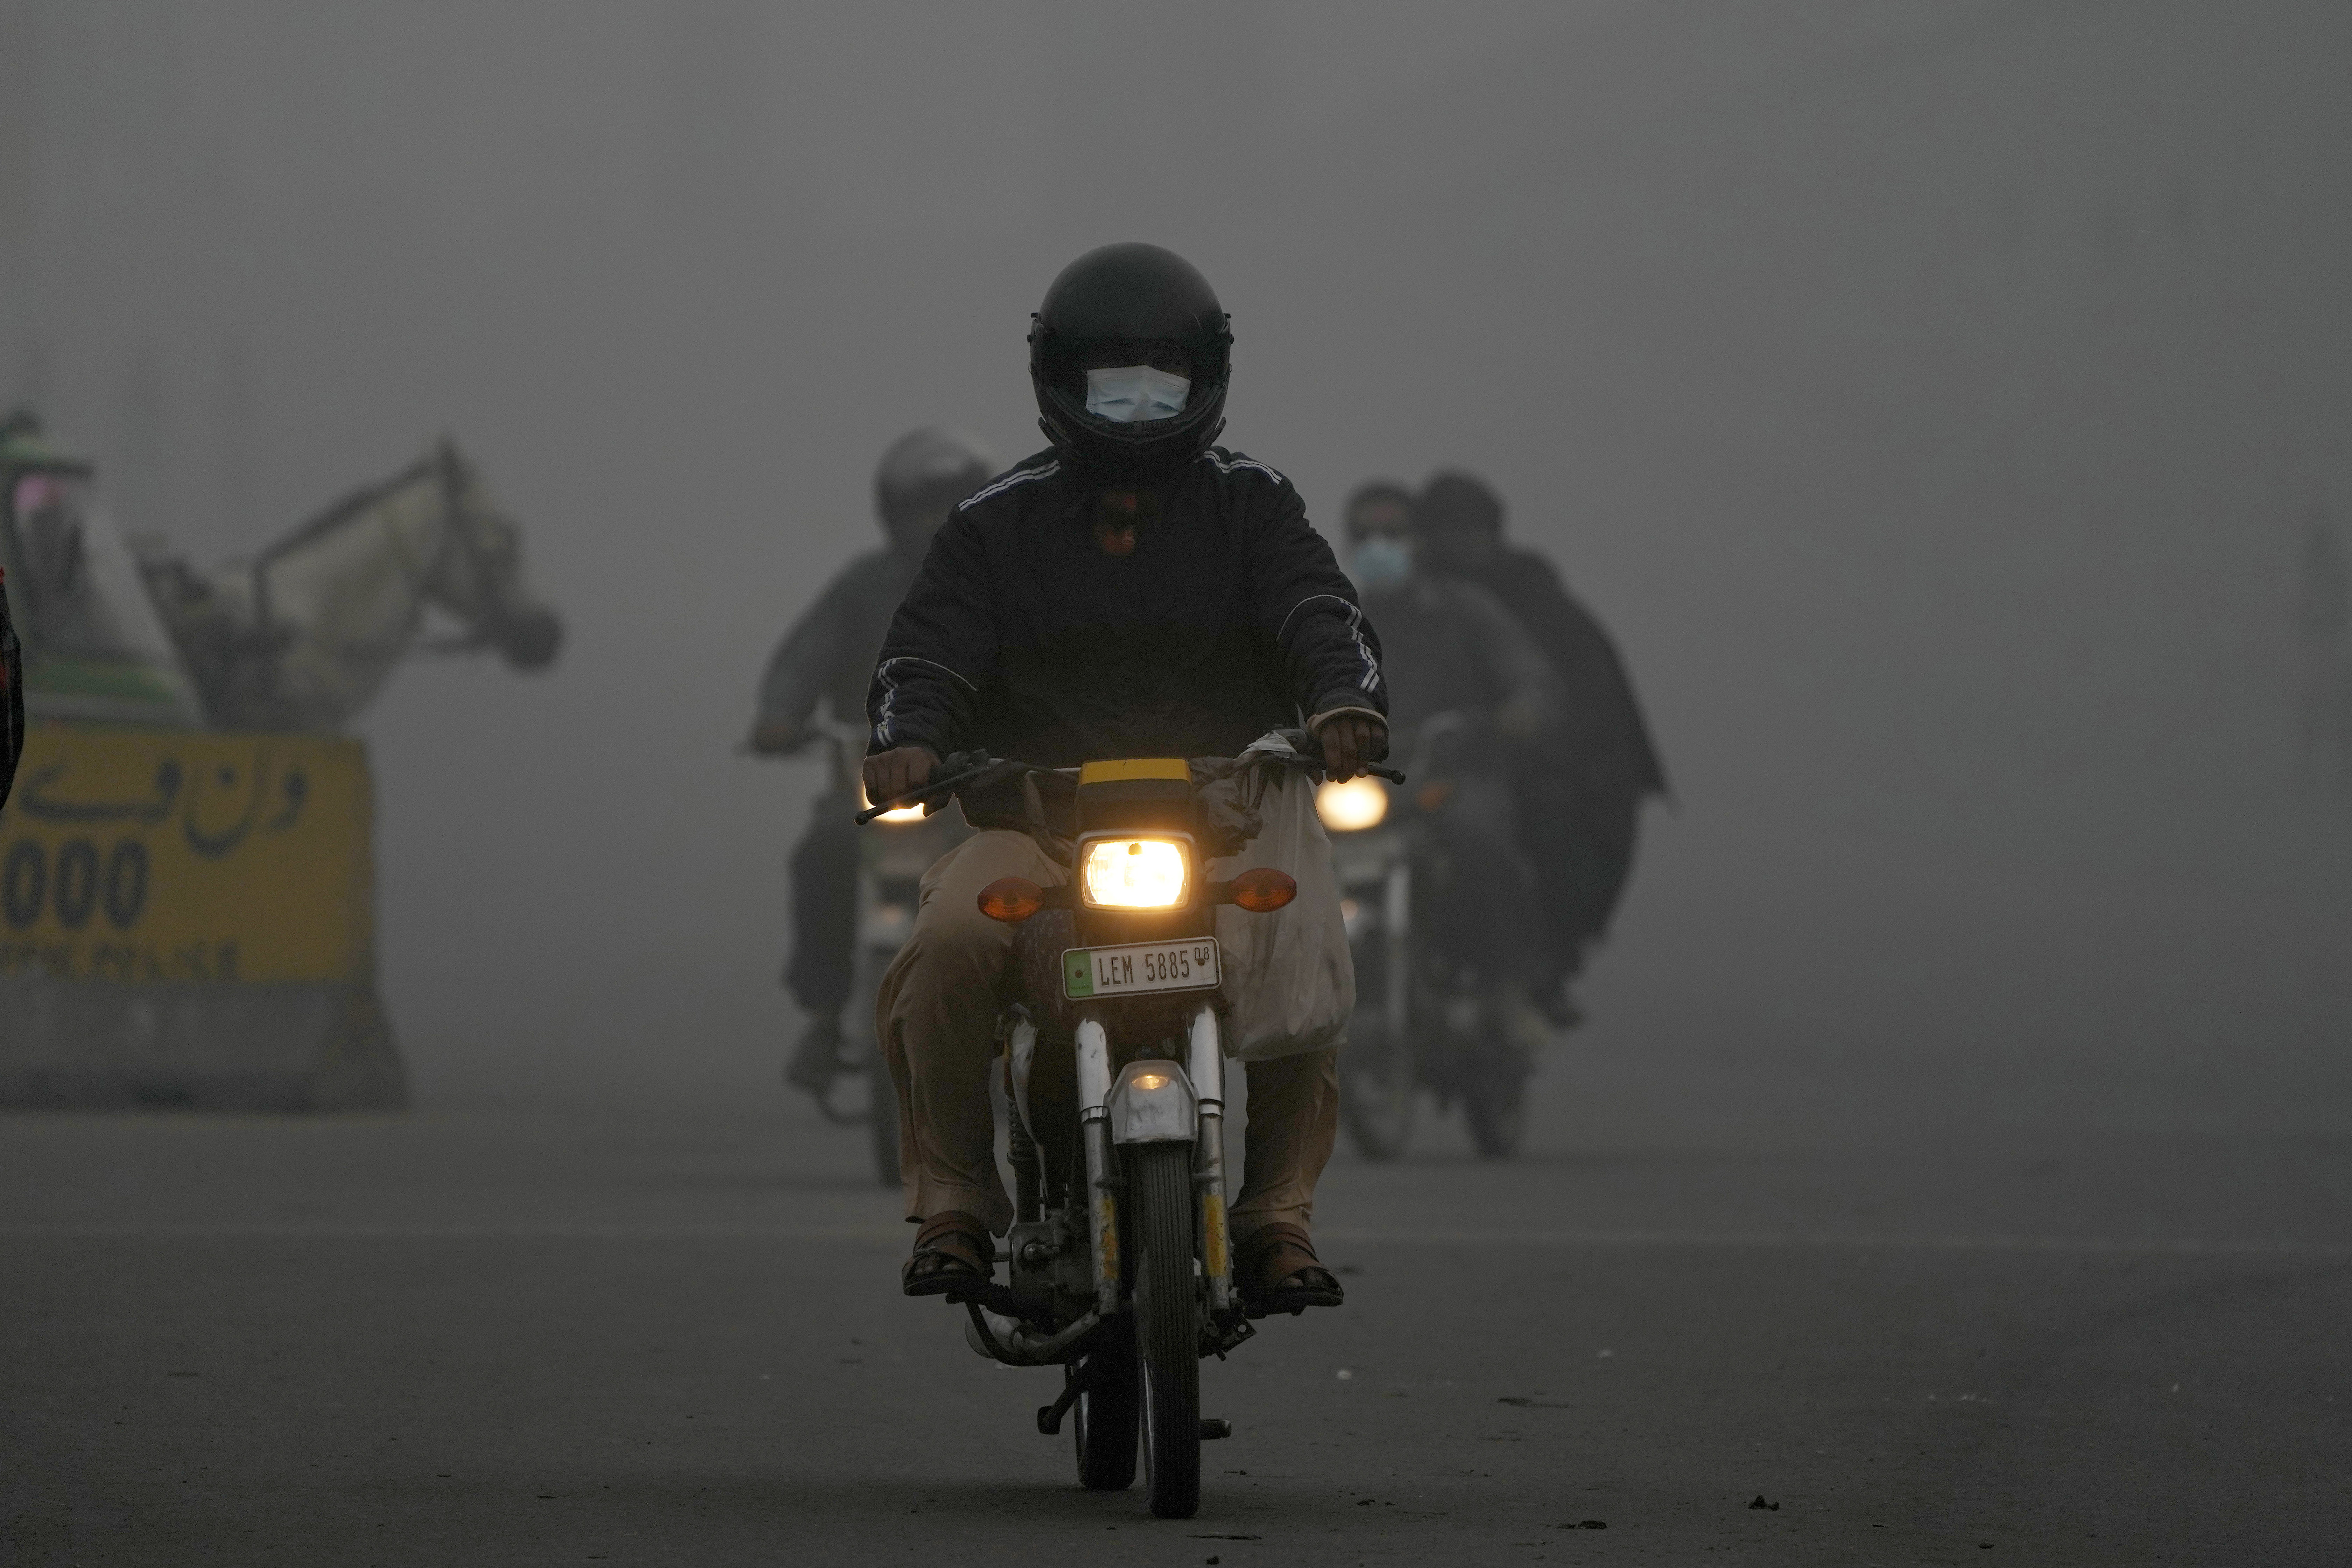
[0,412,559,1110]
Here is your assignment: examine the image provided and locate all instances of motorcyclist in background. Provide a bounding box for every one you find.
[1342,480,1560,1057]
[747,428,998,1096]
[1,567,22,810]
[1414,471,1667,1020]
[861,242,1386,1310]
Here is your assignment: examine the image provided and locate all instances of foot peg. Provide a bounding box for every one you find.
[1199,1418,1232,1440]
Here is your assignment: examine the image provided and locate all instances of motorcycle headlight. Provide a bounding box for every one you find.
[1315,776,1388,832]
[1080,837,1190,909]
[858,784,926,824]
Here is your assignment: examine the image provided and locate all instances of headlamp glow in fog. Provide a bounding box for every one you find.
[1315,775,1389,831]
[858,784,926,824]
[1080,838,1189,909]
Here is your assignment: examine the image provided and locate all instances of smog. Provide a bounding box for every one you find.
[3,3,2347,1559]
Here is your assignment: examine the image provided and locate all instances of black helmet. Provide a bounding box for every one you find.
[1416,470,1506,572]
[1419,470,1505,540]
[1028,242,1232,483]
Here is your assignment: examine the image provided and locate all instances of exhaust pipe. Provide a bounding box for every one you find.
[963,1303,1102,1366]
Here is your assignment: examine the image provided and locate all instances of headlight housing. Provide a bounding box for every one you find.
[1314,776,1388,832]
[1079,836,1190,909]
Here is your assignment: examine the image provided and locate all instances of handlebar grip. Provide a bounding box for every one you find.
[853,754,1007,823]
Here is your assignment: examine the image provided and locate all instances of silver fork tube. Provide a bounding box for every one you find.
[1075,1013,1121,1315]
[1185,1001,1233,1315]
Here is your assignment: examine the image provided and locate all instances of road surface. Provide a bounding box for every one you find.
[4,1080,2346,1565]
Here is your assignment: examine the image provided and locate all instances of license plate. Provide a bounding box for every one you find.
[1063,938,1221,1000]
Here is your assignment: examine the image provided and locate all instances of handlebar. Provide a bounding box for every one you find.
[855,746,1406,825]
[854,752,1038,824]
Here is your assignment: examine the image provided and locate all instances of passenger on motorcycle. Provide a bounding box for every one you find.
[1341,480,1561,1057]
[861,243,1387,1309]
[1415,470,1668,1016]
[748,428,997,1096]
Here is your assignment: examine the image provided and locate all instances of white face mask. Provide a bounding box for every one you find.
[1084,364,1190,424]
[1351,535,1414,593]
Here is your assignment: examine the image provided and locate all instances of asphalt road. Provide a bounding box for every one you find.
[4,1080,2347,1567]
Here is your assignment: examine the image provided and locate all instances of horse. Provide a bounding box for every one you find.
[138,440,562,731]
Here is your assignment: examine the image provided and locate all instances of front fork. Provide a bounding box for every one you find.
[1186,1002,1235,1319]
[1075,1015,1120,1316]
[1075,1001,1235,1321]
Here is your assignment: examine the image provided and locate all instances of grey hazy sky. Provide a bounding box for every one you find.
[4,1,2347,1130]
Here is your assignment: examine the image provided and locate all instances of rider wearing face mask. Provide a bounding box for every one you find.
[1342,481,1561,1055]
[862,242,1387,1309]
[748,428,998,1096]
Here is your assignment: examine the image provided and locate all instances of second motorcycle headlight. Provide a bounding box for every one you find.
[1315,775,1388,831]
[1080,837,1189,908]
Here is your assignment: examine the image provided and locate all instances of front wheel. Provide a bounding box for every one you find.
[1129,1142,1202,1518]
[1071,1317,1139,1490]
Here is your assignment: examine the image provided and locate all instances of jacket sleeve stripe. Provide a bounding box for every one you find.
[871,654,978,749]
[957,460,1059,511]
[1199,450,1287,485]
[1276,592,1384,696]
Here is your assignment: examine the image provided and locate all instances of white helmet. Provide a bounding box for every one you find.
[874,427,996,536]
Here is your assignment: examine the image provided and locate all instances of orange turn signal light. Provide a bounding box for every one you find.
[977,877,1046,923]
[1229,867,1297,913]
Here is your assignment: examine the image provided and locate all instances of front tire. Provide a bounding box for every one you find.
[1072,1318,1140,1490]
[1129,1142,1202,1518]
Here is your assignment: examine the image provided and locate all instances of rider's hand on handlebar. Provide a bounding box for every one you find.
[1314,715,1388,782]
[863,744,939,808]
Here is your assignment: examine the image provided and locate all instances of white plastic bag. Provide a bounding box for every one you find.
[1210,768,1353,1061]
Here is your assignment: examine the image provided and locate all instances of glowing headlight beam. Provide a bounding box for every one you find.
[1081,838,1189,909]
[1314,776,1389,832]
[858,784,928,824]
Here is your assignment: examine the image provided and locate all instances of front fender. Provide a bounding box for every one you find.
[1106,1059,1198,1145]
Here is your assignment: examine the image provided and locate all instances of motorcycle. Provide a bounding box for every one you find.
[1317,712,1534,1161]
[805,725,972,1184]
[858,742,1371,1519]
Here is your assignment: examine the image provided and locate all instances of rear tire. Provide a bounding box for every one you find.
[866,1045,899,1187]
[1463,1047,1527,1160]
[1129,1142,1202,1518]
[1338,1005,1416,1161]
[1072,1318,1140,1490]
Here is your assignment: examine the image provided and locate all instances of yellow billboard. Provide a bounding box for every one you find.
[0,721,373,985]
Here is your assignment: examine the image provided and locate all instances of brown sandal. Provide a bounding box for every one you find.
[902,1210,993,1297]
[1236,1222,1344,1313]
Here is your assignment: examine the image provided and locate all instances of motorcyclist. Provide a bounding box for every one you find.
[860,242,1387,1312]
[1,566,22,811]
[747,428,997,1095]
[1341,480,1560,1054]
[1415,471,1667,1016]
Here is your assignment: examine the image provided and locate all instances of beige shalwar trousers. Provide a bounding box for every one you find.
[875,828,1337,1240]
